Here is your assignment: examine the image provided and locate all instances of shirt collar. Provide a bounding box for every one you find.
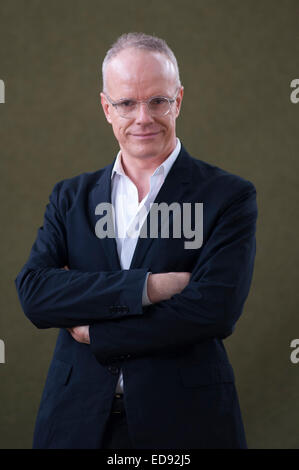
[111,138,181,181]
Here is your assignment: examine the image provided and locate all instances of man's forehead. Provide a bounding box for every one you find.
[105,48,177,97]
[106,49,175,80]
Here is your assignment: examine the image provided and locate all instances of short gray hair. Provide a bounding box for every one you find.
[102,32,181,91]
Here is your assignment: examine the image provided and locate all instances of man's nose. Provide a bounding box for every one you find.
[135,102,154,124]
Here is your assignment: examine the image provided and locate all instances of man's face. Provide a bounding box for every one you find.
[101,48,183,162]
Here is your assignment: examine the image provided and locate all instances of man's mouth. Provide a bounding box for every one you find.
[130,131,161,139]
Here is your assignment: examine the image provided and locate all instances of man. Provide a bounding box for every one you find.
[15,32,257,449]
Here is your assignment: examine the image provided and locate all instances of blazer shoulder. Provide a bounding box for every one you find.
[53,164,111,191]
[47,164,112,213]
[184,150,256,197]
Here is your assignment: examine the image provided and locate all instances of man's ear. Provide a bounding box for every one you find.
[175,86,184,118]
[100,92,112,124]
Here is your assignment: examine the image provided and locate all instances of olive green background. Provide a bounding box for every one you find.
[0,0,298,449]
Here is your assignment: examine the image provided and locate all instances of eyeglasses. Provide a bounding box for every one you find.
[103,89,180,118]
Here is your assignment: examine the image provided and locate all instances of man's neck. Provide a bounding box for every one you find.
[120,140,177,184]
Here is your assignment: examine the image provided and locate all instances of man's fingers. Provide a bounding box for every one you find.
[63,265,69,270]
[66,325,90,344]
[67,328,79,342]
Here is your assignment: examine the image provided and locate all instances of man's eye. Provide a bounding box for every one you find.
[118,100,135,108]
[150,97,167,106]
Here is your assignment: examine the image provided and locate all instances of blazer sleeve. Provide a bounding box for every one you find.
[15,181,148,329]
[89,181,258,364]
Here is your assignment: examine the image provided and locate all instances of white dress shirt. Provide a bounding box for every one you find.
[110,138,181,393]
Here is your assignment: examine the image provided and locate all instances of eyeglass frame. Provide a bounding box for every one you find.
[102,87,181,118]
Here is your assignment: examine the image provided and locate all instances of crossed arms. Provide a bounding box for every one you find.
[15,178,257,364]
[65,269,191,345]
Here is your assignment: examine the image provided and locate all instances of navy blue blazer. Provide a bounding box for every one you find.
[15,144,257,449]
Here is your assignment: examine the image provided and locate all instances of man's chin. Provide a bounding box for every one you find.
[126,142,164,158]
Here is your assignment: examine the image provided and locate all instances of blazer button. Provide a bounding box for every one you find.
[108,365,119,375]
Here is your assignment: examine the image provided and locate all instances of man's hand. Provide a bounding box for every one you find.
[63,265,90,344]
[67,325,90,344]
[147,272,191,303]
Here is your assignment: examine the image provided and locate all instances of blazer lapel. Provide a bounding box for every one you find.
[90,162,121,271]
[129,145,192,269]
[90,145,194,272]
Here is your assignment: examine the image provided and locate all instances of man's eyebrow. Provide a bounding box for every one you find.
[107,96,135,103]
[115,94,171,102]
[116,97,135,101]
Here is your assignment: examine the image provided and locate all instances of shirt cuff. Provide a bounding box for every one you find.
[142,272,152,306]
